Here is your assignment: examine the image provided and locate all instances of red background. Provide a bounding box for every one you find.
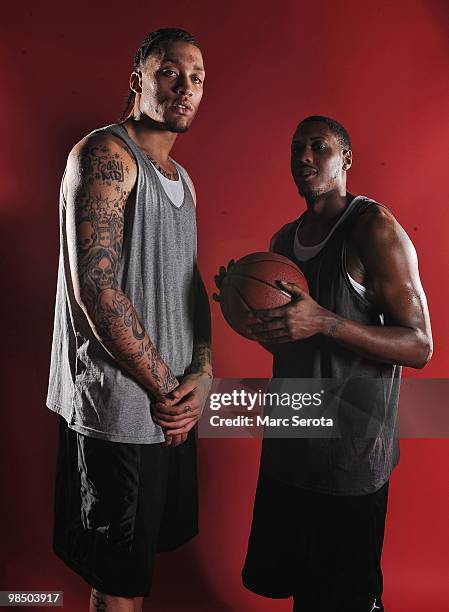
[1,0,449,610]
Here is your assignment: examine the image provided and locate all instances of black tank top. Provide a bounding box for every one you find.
[261,197,401,495]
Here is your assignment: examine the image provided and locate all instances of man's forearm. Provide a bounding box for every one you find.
[191,341,212,376]
[190,274,212,376]
[80,287,178,400]
[320,312,432,369]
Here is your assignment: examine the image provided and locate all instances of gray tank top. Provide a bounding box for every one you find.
[46,123,198,444]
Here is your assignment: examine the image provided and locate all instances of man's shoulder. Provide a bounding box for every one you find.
[352,198,400,241]
[66,125,137,182]
[62,125,138,201]
[350,197,409,255]
[269,219,299,251]
[68,124,134,164]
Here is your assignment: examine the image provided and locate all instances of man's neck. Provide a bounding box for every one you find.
[304,190,353,224]
[122,117,177,162]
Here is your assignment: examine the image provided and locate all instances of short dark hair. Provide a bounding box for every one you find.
[120,28,200,121]
[297,115,352,150]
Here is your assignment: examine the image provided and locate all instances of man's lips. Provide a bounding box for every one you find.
[169,101,193,115]
[297,166,318,179]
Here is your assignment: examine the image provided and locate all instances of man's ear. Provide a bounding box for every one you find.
[342,149,353,171]
[130,70,143,94]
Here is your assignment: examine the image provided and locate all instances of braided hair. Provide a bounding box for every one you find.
[120,28,200,121]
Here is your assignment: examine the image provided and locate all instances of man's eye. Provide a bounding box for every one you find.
[313,143,327,151]
[161,69,177,77]
[192,76,203,84]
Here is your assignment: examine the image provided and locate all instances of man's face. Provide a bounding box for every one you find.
[290,122,350,199]
[135,41,205,133]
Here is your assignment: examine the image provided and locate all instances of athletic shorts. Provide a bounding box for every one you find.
[53,415,198,598]
[242,471,389,612]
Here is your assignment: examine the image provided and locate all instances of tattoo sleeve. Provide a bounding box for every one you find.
[190,272,212,377]
[67,138,178,399]
[90,590,107,611]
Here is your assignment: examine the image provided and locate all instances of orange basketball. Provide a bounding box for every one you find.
[220,252,309,339]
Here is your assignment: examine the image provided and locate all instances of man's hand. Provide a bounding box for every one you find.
[212,259,235,302]
[246,281,328,343]
[153,372,212,446]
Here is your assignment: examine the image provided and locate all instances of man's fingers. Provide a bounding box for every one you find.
[215,261,236,287]
[162,435,173,447]
[153,407,199,423]
[278,280,306,297]
[256,334,291,343]
[252,282,306,321]
[253,305,289,320]
[214,260,236,297]
[154,403,187,416]
[249,328,291,342]
[166,433,188,447]
[155,415,197,430]
[214,274,223,290]
[155,399,197,415]
[249,319,286,334]
[163,420,197,436]
[160,388,193,408]
[167,379,197,403]
[164,434,178,447]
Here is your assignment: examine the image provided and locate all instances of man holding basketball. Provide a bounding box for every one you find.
[215,116,432,611]
[47,28,211,611]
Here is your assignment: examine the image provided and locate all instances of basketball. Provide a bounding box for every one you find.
[219,252,309,339]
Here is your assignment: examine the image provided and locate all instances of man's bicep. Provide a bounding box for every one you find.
[65,138,134,312]
[360,214,429,329]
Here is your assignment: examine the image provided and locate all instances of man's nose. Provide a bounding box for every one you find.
[299,147,313,164]
[175,75,193,96]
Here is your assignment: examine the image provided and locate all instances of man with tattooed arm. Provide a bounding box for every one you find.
[46,29,211,611]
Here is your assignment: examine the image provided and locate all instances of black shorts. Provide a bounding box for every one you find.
[242,472,389,612]
[53,416,198,598]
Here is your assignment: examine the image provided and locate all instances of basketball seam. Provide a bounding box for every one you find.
[236,258,302,275]
[221,285,253,339]
[233,285,254,310]
[226,272,293,296]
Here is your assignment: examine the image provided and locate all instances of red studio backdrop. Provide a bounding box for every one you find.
[1,1,448,610]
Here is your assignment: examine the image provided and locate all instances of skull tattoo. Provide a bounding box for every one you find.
[90,255,115,290]
[78,221,98,251]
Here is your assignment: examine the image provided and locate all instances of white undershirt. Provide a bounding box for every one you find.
[152,163,184,208]
[293,196,369,300]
